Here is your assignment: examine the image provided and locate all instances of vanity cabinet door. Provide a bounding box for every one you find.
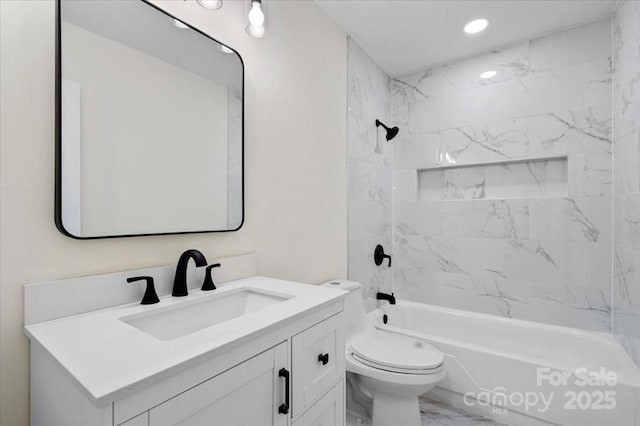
[149,342,289,426]
[292,382,344,426]
[291,314,344,418]
[119,413,148,426]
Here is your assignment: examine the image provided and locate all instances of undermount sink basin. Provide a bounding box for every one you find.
[120,287,292,340]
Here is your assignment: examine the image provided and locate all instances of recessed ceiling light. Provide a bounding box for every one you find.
[218,44,233,54]
[464,18,489,34]
[172,18,188,29]
[196,0,222,9]
[480,70,497,79]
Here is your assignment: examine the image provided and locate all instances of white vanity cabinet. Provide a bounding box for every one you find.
[115,342,289,426]
[147,342,289,426]
[114,314,346,426]
[291,314,344,419]
[292,383,344,426]
[31,315,345,426]
[32,314,345,426]
[119,414,148,426]
[27,274,347,426]
[26,268,347,426]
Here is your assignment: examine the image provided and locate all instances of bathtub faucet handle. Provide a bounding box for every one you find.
[374,244,392,267]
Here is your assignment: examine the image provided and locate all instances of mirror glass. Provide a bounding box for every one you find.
[57,0,243,238]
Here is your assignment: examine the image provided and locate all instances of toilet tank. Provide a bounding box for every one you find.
[321,280,368,339]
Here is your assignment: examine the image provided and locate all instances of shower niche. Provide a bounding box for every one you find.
[417,156,569,201]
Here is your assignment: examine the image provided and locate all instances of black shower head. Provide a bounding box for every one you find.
[386,126,399,141]
[375,119,399,141]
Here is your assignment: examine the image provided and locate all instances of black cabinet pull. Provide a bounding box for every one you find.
[278,368,290,415]
[318,353,329,365]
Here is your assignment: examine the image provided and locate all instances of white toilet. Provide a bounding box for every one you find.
[322,280,445,426]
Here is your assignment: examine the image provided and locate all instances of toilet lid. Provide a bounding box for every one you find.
[349,329,443,372]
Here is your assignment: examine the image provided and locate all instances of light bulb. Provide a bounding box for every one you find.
[248,1,265,27]
[196,0,222,9]
[172,18,188,29]
[247,24,265,38]
[464,18,489,34]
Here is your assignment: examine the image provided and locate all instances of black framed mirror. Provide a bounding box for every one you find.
[55,0,244,239]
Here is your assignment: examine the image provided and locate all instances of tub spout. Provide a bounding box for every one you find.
[376,292,396,305]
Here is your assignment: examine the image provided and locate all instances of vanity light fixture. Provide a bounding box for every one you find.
[196,0,223,10]
[480,70,497,79]
[171,18,188,29]
[464,18,489,34]
[246,0,266,38]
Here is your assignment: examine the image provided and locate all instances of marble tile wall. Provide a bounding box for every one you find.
[613,0,640,366]
[391,20,614,332]
[348,38,394,310]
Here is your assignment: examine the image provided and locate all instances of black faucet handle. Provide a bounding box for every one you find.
[127,276,160,305]
[374,244,392,267]
[201,263,221,291]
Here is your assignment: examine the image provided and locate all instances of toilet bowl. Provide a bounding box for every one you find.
[322,280,444,426]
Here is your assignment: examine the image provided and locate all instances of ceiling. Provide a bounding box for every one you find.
[315,0,617,77]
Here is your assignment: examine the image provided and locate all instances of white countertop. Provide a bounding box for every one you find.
[24,276,346,406]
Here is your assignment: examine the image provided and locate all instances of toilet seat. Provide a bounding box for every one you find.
[348,329,443,375]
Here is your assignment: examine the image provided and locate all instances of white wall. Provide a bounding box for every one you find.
[0,1,347,425]
[62,22,229,235]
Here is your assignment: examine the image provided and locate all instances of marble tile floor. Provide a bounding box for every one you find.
[346,398,509,426]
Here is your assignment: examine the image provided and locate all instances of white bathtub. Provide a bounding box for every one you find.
[370,301,640,426]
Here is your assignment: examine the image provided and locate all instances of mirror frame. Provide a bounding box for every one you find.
[54,0,245,239]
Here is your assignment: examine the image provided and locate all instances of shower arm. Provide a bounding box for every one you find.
[375,119,390,131]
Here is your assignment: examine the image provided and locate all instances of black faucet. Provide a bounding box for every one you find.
[172,249,208,297]
[376,292,396,305]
